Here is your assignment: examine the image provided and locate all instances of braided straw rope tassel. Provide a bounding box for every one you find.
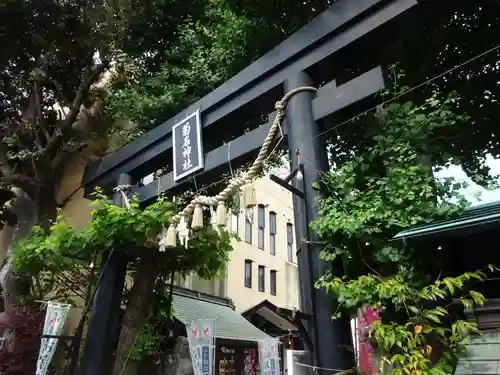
[113,185,132,209]
[163,86,317,249]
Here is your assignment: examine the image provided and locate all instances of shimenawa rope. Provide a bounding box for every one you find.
[113,185,132,209]
[162,86,318,249]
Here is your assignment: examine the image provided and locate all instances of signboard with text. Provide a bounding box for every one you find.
[187,319,215,375]
[173,110,204,181]
[258,338,280,375]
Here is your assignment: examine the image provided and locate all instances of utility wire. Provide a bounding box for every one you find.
[312,43,500,141]
[293,361,355,375]
[278,43,500,179]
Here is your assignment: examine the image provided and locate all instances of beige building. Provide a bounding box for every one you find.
[185,176,301,313]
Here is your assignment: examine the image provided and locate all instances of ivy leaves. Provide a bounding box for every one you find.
[311,84,499,375]
[320,266,495,375]
[12,190,233,301]
[312,90,472,272]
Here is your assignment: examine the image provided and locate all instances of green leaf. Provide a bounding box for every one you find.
[470,291,485,306]
[461,298,473,309]
[408,305,420,315]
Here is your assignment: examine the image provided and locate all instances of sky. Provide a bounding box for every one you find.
[274,152,500,208]
[435,154,500,207]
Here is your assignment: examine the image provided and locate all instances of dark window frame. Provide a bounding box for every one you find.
[270,270,277,296]
[258,265,265,292]
[245,214,252,244]
[244,260,252,288]
[269,212,277,255]
[258,205,265,250]
[231,211,239,234]
[287,223,294,262]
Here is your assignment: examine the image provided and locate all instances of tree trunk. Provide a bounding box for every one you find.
[0,185,58,309]
[36,184,58,231]
[112,255,159,375]
[0,189,36,308]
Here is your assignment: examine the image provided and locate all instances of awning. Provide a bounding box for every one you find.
[242,300,299,333]
[172,292,272,342]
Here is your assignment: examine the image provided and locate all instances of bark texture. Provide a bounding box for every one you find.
[112,255,159,375]
[0,189,36,309]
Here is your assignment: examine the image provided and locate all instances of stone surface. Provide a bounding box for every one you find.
[164,337,195,375]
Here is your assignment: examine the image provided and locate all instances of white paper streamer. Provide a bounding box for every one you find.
[35,302,71,375]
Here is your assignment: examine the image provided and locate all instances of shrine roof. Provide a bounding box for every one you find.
[393,201,500,243]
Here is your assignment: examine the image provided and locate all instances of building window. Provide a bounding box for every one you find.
[269,212,276,255]
[258,266,265,292]
[258,205,265,250]
[245,213,252,244]
[287,223,294,262]
[230,211,239,234]
[245,260,252,288]
[270,270,277,296]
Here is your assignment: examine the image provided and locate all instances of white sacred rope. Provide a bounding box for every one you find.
[162,86,318,249]
[112,184,132,209]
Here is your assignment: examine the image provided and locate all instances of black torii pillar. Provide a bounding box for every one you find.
[285,72,354,374]
[78,173,130,375]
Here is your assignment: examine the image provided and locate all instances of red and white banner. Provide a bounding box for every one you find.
[259,338,280,375]
[35,302,71,375]
[187,319,215,375]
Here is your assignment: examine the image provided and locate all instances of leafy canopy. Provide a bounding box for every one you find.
[12,190,233,302]
[312,75,499,374]
[319,266,494,375]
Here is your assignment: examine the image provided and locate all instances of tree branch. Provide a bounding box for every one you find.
[50,141,86,178]
[0,149,38,197]
[0,143,14,180]
[43,59,110,158]
[51,78,70,109]
[33,82,44,151]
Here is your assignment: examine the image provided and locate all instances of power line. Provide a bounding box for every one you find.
[259,184,295,212]
[312,43,500,141]
[288,43,500,178]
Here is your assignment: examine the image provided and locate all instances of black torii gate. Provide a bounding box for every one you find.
[80,1,418,374]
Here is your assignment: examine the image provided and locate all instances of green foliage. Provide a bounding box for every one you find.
[10,223,90,303]
[128,293,177,361]
[313,78,499,374]
[106,4,262,128]
[12,190,233,300]
[312,89,471,271]
[105,0,331,132]
[317,266,496,375]
[128,323,162,361]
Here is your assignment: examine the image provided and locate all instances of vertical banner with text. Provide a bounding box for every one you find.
[187,319,215,375]
[35,302,71,375]
[259,338,281,375]
[173,109,204,181]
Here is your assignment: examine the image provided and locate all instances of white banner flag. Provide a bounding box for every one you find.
[259,338,281,375]
[187,319,215,375]
[35,302,71,375]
